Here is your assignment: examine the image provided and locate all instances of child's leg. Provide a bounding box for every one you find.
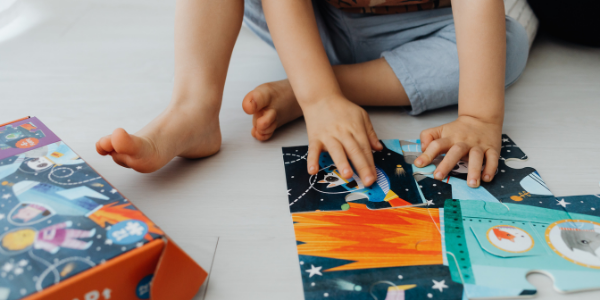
[243,12,529,141]
[242,58,411,140]
[96,0,244,172]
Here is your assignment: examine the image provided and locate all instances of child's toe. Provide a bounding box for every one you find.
[256,109,276,131]
[112,128,144,156]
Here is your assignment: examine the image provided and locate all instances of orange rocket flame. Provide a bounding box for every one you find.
[293,203,443,272]
[89,203,164,241]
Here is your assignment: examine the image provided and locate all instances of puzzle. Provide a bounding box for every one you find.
[444,199,600,298]
[282,135,600,299]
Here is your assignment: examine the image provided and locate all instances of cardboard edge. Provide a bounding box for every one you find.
[0,116,30,127]
[24,239,165,300]
[150,237,208,300]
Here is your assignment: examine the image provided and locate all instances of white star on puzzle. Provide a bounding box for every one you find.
[556,198,570,208]
[432,279,448,292]
[305,265,322,278]
[1,194,11,199]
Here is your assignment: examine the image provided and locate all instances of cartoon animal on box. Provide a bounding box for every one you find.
[2,221,95,254]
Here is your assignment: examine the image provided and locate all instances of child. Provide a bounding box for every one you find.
[96,0,529,188]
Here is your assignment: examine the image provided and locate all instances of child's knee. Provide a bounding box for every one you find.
[505,16,530,87]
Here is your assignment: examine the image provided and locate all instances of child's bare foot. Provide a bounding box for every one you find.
[242,80,303,141]
[96,105,221,173]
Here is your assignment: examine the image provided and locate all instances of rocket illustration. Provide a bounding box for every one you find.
[12,181,109,217]
[493,228,516,242]
[318,153,400,203]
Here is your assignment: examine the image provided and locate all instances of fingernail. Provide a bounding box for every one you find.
[434,172,443,180]
[377,141,383,148]
[415,159,422,167]
[309,166,315,173]
[344,168,352,176]
[469,179,477,187]
[484,175,491,182]
[365,176,374,184]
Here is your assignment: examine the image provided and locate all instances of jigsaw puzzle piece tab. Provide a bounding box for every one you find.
[500,134,528,161]
[444,199,600,298]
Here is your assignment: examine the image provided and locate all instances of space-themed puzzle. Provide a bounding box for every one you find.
[0,117,208,300]
[282,135,600,299]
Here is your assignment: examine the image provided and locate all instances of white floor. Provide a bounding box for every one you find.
[1,0,600,299]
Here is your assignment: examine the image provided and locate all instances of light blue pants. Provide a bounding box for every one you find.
[243,0,530,115]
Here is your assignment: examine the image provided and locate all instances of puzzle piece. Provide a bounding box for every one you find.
[283,141,424,213]
[413,135,556,208]
[293,203,463,299]
[444,199,600,298]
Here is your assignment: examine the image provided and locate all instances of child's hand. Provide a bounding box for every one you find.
[304,96,383,187]
[414,116,502,187]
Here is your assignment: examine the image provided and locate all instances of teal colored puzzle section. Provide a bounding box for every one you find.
[381,139,402,155]
[455,200,600,295]
[469,220,549,257]
[443,200,475,285]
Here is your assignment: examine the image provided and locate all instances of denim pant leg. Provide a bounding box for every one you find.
[381,16,530,115]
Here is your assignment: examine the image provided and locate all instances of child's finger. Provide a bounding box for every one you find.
[433,143,470,180]
[482,149,499,182]
[419,127,440,151]
[415,138,451,168]
[467,147,484,188]
[351,129,377,173]
[325,140,353,179]
[363,115,383,151]
[341,136,375,187]
[307,141,323,175]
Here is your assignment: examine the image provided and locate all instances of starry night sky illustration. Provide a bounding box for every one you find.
[298,255,463,300]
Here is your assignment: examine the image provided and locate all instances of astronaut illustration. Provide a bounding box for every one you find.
[12,180,108,218]
[12,203,52,223]
[2,221,95,254]
[24,142,84,172]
